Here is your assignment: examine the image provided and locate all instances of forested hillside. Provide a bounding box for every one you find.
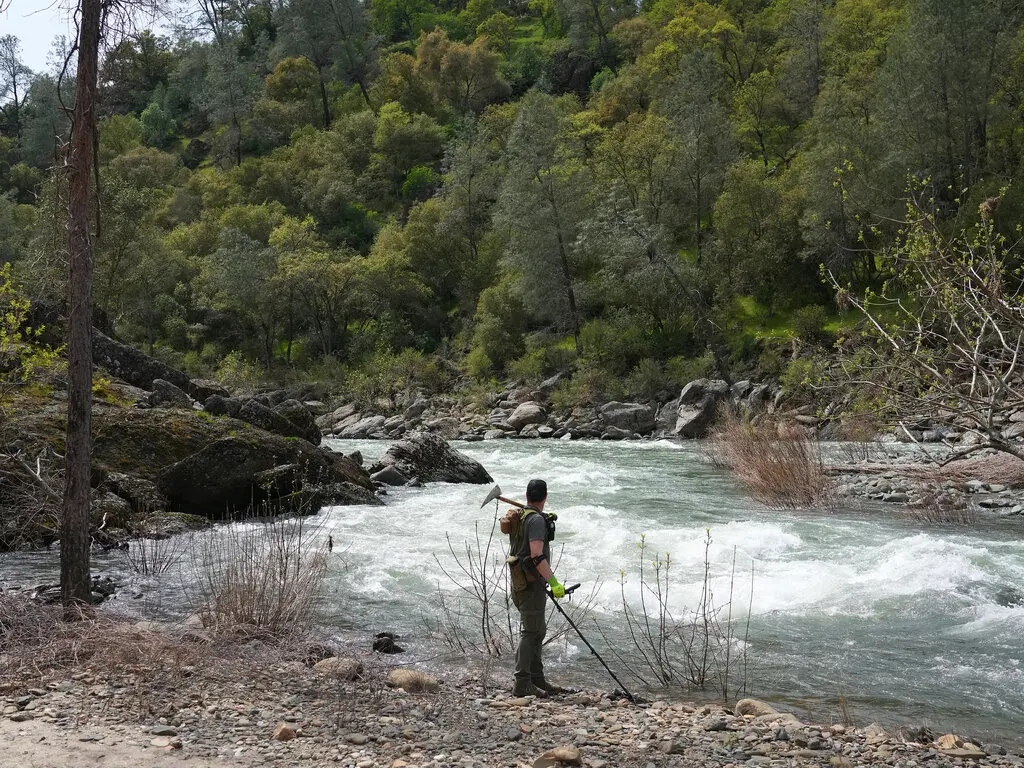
[0,0,1022,412]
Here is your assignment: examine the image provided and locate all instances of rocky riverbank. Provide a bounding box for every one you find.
[0,610,1023,769]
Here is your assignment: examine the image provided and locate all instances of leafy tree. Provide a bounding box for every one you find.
[98,31,176,116]
[712,158,811,310]
[18,74,73,168]
[270,215,358,359]
[371,0,433,42]
[200,228,284,368]
[496,90,593,351]
[0,35,33,140]
[139,101,178,148]
[657,51,737,260]
[413,29,510,120]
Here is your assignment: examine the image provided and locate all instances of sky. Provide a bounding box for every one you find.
[1,0,77,74]
[1,0,181,77]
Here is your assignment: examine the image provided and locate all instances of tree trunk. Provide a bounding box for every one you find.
[62,0,102,617]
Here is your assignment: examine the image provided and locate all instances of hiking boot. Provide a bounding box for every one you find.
[532,679,574,695]
[512,680,551,698]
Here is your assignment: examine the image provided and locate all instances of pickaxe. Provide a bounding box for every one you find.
[479,484,528,509]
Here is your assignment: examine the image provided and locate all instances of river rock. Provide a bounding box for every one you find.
[532,745,582,767]
[674,393,718,438]
[92,329,195,395]
[508,402,547,431]
[386,669,440,693]
[371,432,493,484]
[599,402,656,434]
[338,415,387,439]
[735,699,779,717]
[312,657,363,680]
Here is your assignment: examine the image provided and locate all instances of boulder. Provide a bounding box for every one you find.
[147,379,196,409]
[403,397,430,420]
[371,465,410,486]
[203,394,242,418]
[316,402,359,430]
[91,491,133,529]
[508,402,547,431]
[674,393,719,438]
[599,402,656,434]
[679,378,730,405]
[99,472,168,513]
[371,431,493,484]
[188,378,231,401]
[85,409,375,516]
[337,415,387,439]
[93,329,195,395]
[239,399,315,442]
[272,399,321,444]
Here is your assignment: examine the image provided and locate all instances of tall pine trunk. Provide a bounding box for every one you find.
[62,0,102,617]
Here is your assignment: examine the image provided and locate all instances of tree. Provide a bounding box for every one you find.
[495,90,593,351]
[98,30,176,116]
[827,189,1024,461]
[658,51,736,261]
[270,216,357,358]
[63,0,103,615]
[0,35,34,140]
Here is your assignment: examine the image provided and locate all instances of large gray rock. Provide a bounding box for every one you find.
[158,435,371,516]
[371,431,493,484]
[508,402,547,431]
[100,472,168,513]
[239,399,318,443]
[679,378,730,405]
[147,378,195,409]
[599,402,656,434]
[316,402,359,430]
[338,415,387,438]
[273,399,322,444]
[674,393,719,438]
[93,329,195,395]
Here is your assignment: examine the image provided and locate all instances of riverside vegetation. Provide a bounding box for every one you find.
[0,0,1024,763]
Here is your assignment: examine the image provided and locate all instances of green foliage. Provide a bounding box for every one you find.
[0,0,1020,401]
[779,356,826,402]
[792,304,829,345]
[139,102,177,148]
[0,263,64,384]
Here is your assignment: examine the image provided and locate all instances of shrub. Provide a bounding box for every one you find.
[0,263,65,386]
[708,411,833,509]
[191,513,329,638]
[665,354,715,389]
[792,304,829,345]
[624,357,666,401]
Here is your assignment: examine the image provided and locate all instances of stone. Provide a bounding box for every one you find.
[371,431,493,484]
[148,379,195,409]
[273,723,297,741]
[734,699,778,717]
[598,402,657,434]
[312,657,363,680]
[508,402,547,431]
[532,745,582,767]
[386,669,440,693]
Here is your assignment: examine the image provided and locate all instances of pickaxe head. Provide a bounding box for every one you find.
[480,484,525,509]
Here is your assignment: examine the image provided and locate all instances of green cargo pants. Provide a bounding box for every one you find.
[512,583,547,683]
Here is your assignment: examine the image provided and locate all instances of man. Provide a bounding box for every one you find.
[508,478,571,697]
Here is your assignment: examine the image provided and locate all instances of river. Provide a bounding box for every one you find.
[1,438,1022,749]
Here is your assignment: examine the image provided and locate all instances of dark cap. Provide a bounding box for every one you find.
[526,478,548,503]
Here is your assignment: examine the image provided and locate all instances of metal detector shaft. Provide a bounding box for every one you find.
[546,589,637,703]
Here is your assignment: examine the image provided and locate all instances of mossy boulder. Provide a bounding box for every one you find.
[87,408,371,517]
